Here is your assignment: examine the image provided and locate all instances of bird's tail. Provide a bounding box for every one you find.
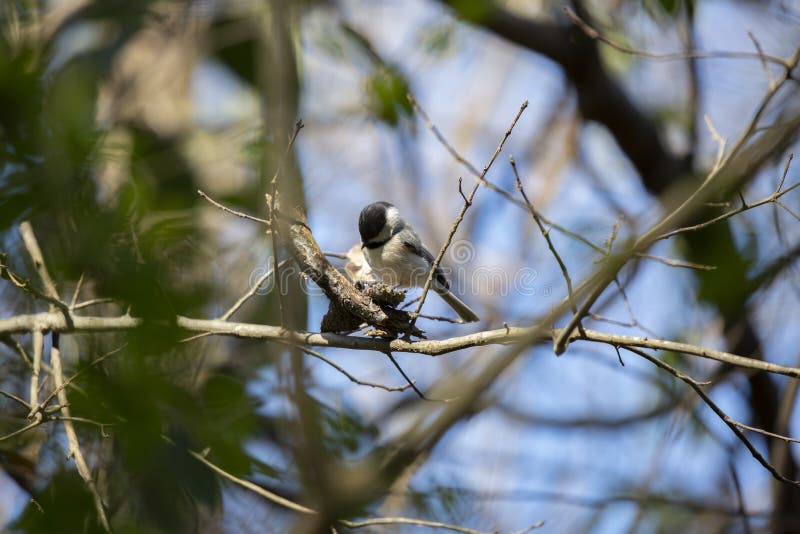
[435,287,480,323]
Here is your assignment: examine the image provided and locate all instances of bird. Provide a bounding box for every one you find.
[358,201,479,323]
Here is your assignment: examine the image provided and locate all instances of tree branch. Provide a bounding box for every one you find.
[3,311,797,379]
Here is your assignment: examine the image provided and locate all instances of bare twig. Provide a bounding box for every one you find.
[704,114,727,174]
[17,222,111,531]
[407,94,604,254]
[748,31,776,89]
[775,200,800,222]
[409,312,467,324]
[635,253,717,271]
[0,417,43,442]
[197,190,270,225]
[564,7,790,68]
[728,459,752,534]
[553,47,800,355]
[731,420,800,444]
[657,154,798,241]
[623,346,800,489]
[35,343,128,414]
[190,448,315,514]
[69,272,85,309]
[28,329,43,413]
[71,298,116,311]
[341,516,543,534]
[18,222,62,305]
[384,351,428,399]
[776,153,793,193]
[189,447,538,534]
[221,258,292,321]
[511,156,578,313]
[0,253,71,319]
[0,388,31,410]
[295,345,412,393]
[412,101,528,325]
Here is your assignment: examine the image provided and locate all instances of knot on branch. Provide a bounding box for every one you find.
[321,282,423,338]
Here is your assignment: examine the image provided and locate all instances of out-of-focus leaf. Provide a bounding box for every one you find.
[684,220,753,321]
[643,0,695,19]
[448,0,493,24]
[195,373,259,476]
[0,43,42,160]
[658,0,680,14]
[13,470,103,533]
[418,22,456,55]
[317,398,379,459]
[338,23,413,126]
[70,345,226,531]
[366,65,413,126]
[210,16,258,87]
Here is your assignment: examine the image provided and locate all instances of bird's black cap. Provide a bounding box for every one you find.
[358,201,393,244]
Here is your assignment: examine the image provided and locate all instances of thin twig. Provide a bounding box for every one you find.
[511,156,578,314]
[189,448,315,514]
[35,343,128,414]
[52,352,110,530]
[221,258,292,321]
[728,459,752,534]
[0,418,42,442]
[635,253,717,271]
[704,114,727,174]
[71,298,115,311]
[190,447,529,533]
[657,155,798,241]
[411,101,528,326]
[407,94,604,254]
[197,190,270,225]
[731,420,800,444]
[748,31,776,90]
[0,335,35,369]
[28,329,43,413]
[384,351,428,399]
[17,223,74,347]
[0,388,31,409]
[776,153,793,193]
[341,516,541,534]
[553,47,800,355]
[409,312,467,324]
[775,200,800,222]
[69,272,84,309]
[623,346,800,489]
[50,332,111,532]
[564,7,789,68]
[295,345,412,393]
[0,253,72,320]
[18,222,111,531]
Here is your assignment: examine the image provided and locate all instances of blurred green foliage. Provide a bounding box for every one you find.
[0,2,293,531]
[366,65,413,126]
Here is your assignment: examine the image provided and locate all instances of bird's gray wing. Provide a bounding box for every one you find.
[401,239,450,290]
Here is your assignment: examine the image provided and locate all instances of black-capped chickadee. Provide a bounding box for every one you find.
[358,201,479,323]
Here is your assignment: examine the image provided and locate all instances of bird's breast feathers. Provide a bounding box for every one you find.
[363,238,430,287]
